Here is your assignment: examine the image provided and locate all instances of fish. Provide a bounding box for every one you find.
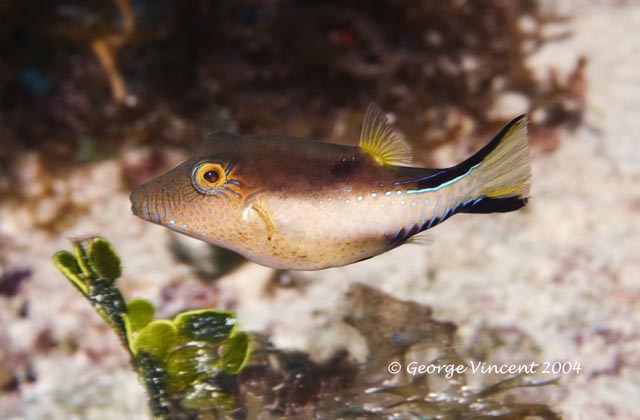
[130,104,531,270]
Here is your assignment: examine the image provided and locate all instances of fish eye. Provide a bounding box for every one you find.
[203,169,219,183]
[191,161,226,194]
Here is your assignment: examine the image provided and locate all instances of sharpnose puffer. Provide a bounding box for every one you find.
[131,105,531,270]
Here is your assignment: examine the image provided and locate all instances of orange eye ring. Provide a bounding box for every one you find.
[191,162,226,194]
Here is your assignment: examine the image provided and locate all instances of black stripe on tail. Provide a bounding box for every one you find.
[460,195,529,214]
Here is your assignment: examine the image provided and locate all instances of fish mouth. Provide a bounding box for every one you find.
[130,187,163,225]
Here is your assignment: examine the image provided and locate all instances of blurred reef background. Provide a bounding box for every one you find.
[1,0,583,181]
[1,1,639,419]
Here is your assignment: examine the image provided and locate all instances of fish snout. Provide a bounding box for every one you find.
[130,187,145,219]
[130,184,164,225]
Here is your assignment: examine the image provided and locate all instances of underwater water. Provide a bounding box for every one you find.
[1,1,638,419]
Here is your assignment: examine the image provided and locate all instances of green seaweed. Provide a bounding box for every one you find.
[53,237,250,419]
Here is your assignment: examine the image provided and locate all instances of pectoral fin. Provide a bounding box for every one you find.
[242,197,276,240]
[359,103,412,166]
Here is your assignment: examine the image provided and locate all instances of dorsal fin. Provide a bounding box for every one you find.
[359,103,412,166]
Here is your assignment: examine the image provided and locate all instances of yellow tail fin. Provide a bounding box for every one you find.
[460,115,531,214]
[477,115,531,200]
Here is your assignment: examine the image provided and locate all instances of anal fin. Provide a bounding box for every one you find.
[405,231,433,247]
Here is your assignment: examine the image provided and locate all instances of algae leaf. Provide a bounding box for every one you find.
[87,237,122,280]
[53,237,250,419]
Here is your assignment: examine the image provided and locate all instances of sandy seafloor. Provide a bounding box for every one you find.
[1,2,639,419]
